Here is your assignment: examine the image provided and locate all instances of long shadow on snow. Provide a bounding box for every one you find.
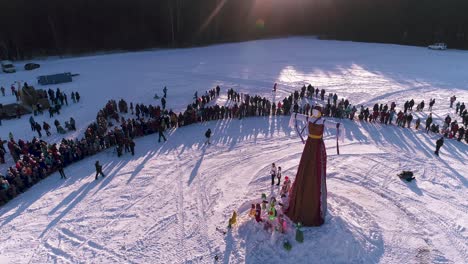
[41,152,141,237]
[39,181,97,238]
[343,120,369,143]
[0,145,136,226]
[126,148,158,185]
[145,116,294,185]
[155,115,293,159]
[188,147,206,186]
[439,138,468,162]
[0,156,101,226]
[345,120,467,187]
[0,182,58,226]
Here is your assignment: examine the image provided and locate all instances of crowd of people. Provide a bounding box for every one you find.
[0,85,229,205]
[0,82,81,127]
[289,85,467,144]
[1,82,467,206]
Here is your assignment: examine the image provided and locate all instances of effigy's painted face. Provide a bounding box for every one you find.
[311,109,322,118]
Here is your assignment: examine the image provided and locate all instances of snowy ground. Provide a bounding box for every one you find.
[0,37,467,263]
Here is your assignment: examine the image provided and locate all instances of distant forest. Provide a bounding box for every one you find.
[1,0,468,59]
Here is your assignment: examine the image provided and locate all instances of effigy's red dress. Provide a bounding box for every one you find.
[286,120,327,226]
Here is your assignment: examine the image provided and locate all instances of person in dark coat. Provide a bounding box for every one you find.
[116,144,123,157]
[205,128,212,145]
[35,122,42,138]
[123,137,130,153]
[54,104,61,115]
[75,92,81,102]
[161,97,166,110]
[434,137,444,156]
[69,117,76,130]
[320,89,325,101]
[95,161,105,180]
[54,119,60,132]
[43,121,51,136]
[29,116,36,131]
[457,126,465,142]
[0,147,5,164]
[58,161,67,179]
[158,122,167,143]
[129,138,135,156]
[425,114,433,132]
[0,138,6,153]
[415,118,421,129]
[293,103,299,113]
[406,113,413,128]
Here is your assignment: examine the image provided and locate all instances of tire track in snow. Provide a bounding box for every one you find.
[40,240,77,264]
[64,193,153,263]
[30,161,160,262]
[332,156,466,263]
[166,132,301,261]
[363,127,467,261]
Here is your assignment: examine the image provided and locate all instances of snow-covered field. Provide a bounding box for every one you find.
[0,37,467,263]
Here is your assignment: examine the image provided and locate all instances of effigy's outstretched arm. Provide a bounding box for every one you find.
[289,112,345,153]
[289,113,345,136]
[288,113,319,128]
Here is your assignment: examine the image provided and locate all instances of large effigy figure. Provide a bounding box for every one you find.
[286,110,343,226]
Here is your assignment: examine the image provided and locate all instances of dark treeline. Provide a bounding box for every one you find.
[1,0,468,60]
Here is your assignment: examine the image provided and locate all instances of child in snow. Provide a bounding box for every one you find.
[276,166,282,186]
[228,211,237,228]
[249,204,256,219]
[278,193,289,210]
[277,214,287,233]
[268,197,277,221]
[280,176,291,198]
[255,203,262,222]
[261,193,268,210]
[270,196,276,207]
[268,206,277,221]
[270,163,277,185]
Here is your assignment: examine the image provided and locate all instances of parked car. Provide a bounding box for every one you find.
[428,43,447,50]
[1,60,16,73]
[24,63,40,71]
